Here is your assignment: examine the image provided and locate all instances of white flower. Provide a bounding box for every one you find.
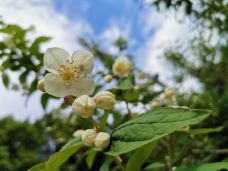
[43,47,95,97]
[82,129,97,147]
[112,56,133,77]
[72,95,96,118]
[95,132,110,149]
[93,91,116,110]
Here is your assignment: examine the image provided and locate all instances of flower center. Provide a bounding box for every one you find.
[58,59,82,84]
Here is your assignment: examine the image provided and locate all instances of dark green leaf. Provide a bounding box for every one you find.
[30,36,50,53]
[99,157,113,171]
[2,73,10,88]
[107,107,211,156]
[126,142,156,171]
[41,94,49,110]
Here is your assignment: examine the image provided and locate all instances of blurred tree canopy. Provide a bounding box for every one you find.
[0,0,228,170]
[150,0,228,152]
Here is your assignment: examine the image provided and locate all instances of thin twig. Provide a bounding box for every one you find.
[89,117,99,132]
[124,100,132,119]
[190,148,228,154]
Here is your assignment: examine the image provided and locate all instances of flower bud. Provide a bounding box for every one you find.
[73,129,85,139]
[164,88,176,99]
[93,91,116,110]
[104,74,113,83]
[82,129,97,147]
[112,56,133,77]
[37,79,45,92]
[64,97,75,105]
[95,132,110,149]
[72,95,96,118]
[151,101,160,109]
[164,88,177,106]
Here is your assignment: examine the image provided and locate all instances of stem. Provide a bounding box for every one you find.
[89,117,99,132]
[166,135,173,171]
[190,148,228,154]
[124,100,132,119]
[113,156,125,171]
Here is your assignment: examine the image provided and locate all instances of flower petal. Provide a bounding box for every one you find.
[71,50,94,75]
[72,77,96,97]
[44,47,70,74]
[44,73,96,97]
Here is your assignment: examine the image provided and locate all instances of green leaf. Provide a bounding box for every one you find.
[186,126,223,135]
[143,162,165,171]
[61,137,81,150]
[26,163,46,171]
[118,78,133,90]
[176,162,228,171]
[126,142,156,171]
[106,107,211,156]
[99,157,113,171]
[2,73,10,88]
[99,112,109,131]
[45,139,83,171]
[124,88,140,102]
[86,148,97,169]
[30,36,50,53]
[41,94,49,110]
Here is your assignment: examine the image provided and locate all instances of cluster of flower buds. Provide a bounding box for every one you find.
[72,91,116,118]
[73,129,110,149]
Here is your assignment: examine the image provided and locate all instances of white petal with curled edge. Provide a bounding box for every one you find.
[72,77,96,97]
[44,73,96,97]
[44,73,72,97]
[44,47,70,74]
[71,50,94,75]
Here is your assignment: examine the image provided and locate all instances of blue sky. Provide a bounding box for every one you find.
[0,0,196,121]
[53,0,153,51]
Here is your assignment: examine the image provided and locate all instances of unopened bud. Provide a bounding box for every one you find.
[164,88,176,99]
[112,56,133,77]
[64,97,75,105]
[164,88,177,106]
[104,74,113,83]
[151,101,160,109]
[93,91,116,110]
[37,79,45,92]
[73,129,85,139]
[95,132,110,149]
[82,129,97,147]
[72,95,96,118]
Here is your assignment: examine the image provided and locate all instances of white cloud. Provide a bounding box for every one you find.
[0,0,92,121]
[99,23,130,54]
[139,8,201,92]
